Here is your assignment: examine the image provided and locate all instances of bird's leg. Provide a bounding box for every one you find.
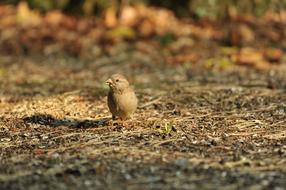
[108,115,118,130]
[108,116,125,131]
[110,115,119,125]
[117,117,123,127]
[119,117,131,129]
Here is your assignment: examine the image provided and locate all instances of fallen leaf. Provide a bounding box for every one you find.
[104,7,117,28]
[120,6,139,27]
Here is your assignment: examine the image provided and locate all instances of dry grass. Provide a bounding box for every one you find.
[0,53,286,189]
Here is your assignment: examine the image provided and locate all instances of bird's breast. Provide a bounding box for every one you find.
[114,91,137,113]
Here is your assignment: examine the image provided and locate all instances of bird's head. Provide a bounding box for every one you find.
[106,74,130,92]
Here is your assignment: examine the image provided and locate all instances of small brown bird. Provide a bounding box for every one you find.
[106,74,138,120]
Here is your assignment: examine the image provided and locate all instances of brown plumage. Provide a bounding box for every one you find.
[106,74,138,120]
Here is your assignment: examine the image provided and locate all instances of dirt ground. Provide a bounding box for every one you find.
[0,44,286,190]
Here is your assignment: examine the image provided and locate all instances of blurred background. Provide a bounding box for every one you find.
[2,0,285,17]
[0,0,285,64]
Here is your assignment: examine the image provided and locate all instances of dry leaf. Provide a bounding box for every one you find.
[45,10,65,26]
[138,19,154,37]
[232,48,271,70]
[264,48,283,63]
[120,6,139,27]
[17,1,41,26]
[104,7,117,28]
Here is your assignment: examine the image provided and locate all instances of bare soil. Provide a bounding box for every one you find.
[0,46,286,190]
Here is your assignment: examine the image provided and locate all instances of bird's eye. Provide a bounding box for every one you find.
[115,79,119,82]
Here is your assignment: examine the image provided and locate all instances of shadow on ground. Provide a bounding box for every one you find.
[23,114,111,128]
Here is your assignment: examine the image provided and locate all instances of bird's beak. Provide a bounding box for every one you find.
[105,79,112,85]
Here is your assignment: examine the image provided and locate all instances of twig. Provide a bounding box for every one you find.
[139,97,162,108]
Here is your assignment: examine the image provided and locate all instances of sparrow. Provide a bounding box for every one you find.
[106,74,138,120]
